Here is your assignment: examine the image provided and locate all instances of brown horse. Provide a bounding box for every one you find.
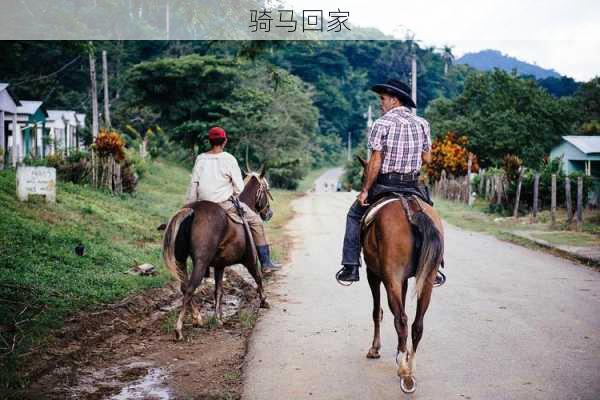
[358,157,444,393]
[162,168,273,341]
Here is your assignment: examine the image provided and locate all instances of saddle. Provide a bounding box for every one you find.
[361,193,425,230]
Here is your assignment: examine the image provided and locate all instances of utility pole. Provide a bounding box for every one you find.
[89,45,99,139]
[411,53,417,114]
[347,132,351,162]
[366,104,373,160]
[102,50,111,129]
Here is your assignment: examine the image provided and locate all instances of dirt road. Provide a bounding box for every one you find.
[243,169,600,400]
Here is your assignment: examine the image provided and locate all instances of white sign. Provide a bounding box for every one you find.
[16,166,56,203]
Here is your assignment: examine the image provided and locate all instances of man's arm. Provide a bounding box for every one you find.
[358,150,382,206]
[230,158,245,195]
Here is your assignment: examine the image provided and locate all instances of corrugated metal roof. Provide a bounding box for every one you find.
[0,83,8,92]
[17,100,43,115]
[75,113,86,127]
[46,110,78,125]
[563,135,600,154]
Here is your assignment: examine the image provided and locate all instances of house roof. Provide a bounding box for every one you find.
[0,83,8,92]
[17,100,43,115]
[46,110,78,125]
[75,113,86,127]
[563,135,600,154]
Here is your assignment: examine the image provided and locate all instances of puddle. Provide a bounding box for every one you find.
[111,367,172,400]
[68,361,172,400]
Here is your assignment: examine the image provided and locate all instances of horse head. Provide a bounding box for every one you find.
[242,164,274,222]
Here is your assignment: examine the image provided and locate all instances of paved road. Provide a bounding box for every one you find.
[244,170,600,400]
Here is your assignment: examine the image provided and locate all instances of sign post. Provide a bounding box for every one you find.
[16,166,56,203]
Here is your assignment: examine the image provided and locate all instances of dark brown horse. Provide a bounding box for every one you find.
[358,157,444,393]
[162,168,273,341]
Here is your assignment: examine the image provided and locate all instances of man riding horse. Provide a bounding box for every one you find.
[186,126,281,271]
[337,79,444,285]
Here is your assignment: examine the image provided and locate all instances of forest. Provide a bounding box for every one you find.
[1,40,597,188]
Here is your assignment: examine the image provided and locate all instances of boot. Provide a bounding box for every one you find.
[336,265,359,282]
[257,245,282,271]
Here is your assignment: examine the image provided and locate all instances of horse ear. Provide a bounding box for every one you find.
[356,155,367,169]
[259,163,267,178]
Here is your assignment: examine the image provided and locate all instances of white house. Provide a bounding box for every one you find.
[16,100,47,159]
[550,136,600,177]
[0,82,20,166]
[46,110,85,156]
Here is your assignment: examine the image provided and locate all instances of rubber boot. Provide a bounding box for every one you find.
[257,245,282,271]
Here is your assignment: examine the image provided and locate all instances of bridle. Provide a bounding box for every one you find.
[245,173,273,219]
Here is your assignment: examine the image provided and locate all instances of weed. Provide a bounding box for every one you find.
[239,309,257,329]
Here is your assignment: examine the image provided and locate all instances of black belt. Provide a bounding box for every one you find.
[377,172,420,185]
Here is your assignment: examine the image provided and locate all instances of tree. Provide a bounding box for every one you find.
[425,70,577,167]
[440,45,455,75]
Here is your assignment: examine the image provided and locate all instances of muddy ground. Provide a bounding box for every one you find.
[16,266,271,400]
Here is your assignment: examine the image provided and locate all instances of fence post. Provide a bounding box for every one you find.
[479,169,485,196]
[467,154,473,205]
[532,173,540,222]
[513,168,524,218]
[565,177,573,223]
[577,176,583,231]
[495,175,503,205]
[551,174,557,226]
[440,170,447,199]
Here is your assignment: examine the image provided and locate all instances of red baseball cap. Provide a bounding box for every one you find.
[208,126,227,140]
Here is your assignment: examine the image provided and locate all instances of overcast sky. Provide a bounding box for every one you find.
[284,0,600,81]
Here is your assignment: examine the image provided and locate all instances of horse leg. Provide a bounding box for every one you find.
[366,268,383,359]
[244,261,269,309]
[213,267,225,325]
[407,279,434,384]
[384,280,409,368]
[175,257,209,340]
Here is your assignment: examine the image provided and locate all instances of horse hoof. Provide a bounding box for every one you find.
[400,376,416,393]
[366,349,380,359]
[174,330,184,341]
[260,300,270,309]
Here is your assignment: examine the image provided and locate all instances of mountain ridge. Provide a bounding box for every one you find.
[456,49,562,79]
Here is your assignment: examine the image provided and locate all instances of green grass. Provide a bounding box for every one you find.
[531,232,600,247]
[434,197,600,249]
[238,309,257,329]
[0,159,302,391]
[0,159,188,389]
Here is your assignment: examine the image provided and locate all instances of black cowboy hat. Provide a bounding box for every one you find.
[371,79,416,108]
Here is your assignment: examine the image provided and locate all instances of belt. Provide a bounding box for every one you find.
[377,172,420,185]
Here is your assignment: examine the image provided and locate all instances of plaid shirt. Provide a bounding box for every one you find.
[368,106,432,174]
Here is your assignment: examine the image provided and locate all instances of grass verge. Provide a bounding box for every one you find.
[434,197,600,265]
[0,160,189,390]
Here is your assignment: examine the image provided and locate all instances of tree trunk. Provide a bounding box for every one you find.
[90,45,99,187]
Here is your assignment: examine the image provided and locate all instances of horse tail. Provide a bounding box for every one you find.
[162,207,194,283]
[412,211,444,298]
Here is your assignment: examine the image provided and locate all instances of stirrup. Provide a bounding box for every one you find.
[335,267,355,287]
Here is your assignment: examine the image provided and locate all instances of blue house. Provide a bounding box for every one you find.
[550,136,600,177]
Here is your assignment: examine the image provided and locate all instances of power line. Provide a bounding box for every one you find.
[12,56,82,87]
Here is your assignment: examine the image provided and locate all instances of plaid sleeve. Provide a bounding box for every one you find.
[421,120,432,152]
[368,121,387,151]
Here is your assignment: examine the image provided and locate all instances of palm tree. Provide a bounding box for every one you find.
[441,45,455,75]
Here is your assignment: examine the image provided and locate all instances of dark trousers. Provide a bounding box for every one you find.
[341,179,430,267]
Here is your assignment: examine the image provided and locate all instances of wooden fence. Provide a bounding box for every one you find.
[432,167,587,231]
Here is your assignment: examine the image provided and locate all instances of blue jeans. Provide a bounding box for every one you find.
[341,199,368,266]
[340,182,431,266]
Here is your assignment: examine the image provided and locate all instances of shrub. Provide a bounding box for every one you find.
[427,132,480,181]
[94,129,125,161]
